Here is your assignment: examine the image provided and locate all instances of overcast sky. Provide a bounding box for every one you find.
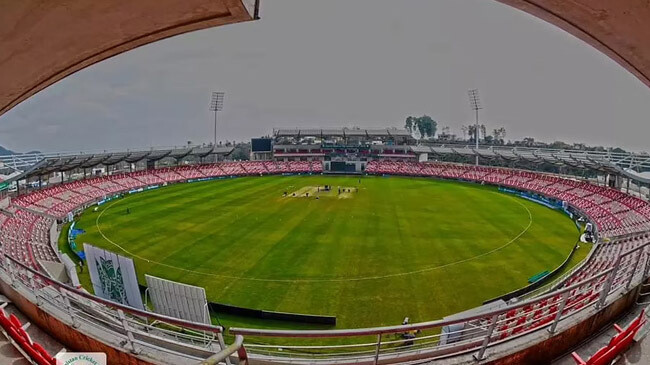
[2,0,650,153]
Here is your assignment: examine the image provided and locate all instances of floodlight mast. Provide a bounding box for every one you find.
[468,89,482,166]
[209,92,225,147]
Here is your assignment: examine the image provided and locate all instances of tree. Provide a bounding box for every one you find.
[467,124,487,142]
[522,137,535,146]
[550,141,572,150]
[492,127,507,145]
[404,115,438,139]
[460,125,469,140]
[230,142,251,161]
[468,125,477,142]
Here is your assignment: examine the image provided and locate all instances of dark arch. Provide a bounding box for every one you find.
[0,0,648,118]
[0,0,259,116]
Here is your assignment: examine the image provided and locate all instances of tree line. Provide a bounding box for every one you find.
[403,115,631,154]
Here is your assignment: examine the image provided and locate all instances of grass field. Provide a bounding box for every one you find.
[70,175,586,330]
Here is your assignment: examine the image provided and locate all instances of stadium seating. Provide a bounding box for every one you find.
[310,161,323,173]
[263,161,282,174]
[131,170,165,185]
[0,209,57,269]
[571,309,646,365]
[2,159,650,347]
[241,161,267,175]
[197,163,227,177]
[10,162,317,220]
[0,161,320,274]
[365,160,650,238]
[0,306,57,365]
[152,167,185,183]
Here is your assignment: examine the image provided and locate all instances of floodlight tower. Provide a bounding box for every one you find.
[209,92,225,147]
[468,89,482,166]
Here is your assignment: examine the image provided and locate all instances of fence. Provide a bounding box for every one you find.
[0,254,246,365]
[1,234,648,364]
[230,236,650,364]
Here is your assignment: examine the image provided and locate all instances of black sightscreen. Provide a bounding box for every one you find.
[251,138,272,152]
[331,161,355,172]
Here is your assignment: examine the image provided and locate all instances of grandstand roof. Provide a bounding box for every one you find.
[0,0,259,117]
[274,128,412,138]
[4,146,234,181]
[414,144,650,184]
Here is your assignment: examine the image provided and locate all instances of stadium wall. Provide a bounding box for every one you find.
[0,275,154,365]
[136,282,337,325]
[209,302,336,325]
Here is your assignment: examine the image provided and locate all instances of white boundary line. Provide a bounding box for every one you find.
[93,190,533,283]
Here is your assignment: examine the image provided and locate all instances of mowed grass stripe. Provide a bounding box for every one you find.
[75,175,586,329]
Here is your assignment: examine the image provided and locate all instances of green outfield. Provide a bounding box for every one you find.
[70,175,586,330]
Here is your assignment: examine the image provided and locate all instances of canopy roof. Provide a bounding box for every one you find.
[1,146,234,181]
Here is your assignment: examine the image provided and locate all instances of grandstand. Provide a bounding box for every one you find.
[0,151,649,363]
[270,128,417,172]
[2,0,650,362]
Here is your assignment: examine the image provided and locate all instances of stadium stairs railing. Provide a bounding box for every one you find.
[0,254,248,365]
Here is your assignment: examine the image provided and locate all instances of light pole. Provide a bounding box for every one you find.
[468,89,482,166]
[209,92,225,147]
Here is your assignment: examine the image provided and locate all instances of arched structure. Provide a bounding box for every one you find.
[499,0,650,88]
[0,0,259,116]
[0,1,649,118]
[1,1,650,364]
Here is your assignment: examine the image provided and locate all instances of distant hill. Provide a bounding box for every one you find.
[0,145,40,156]
[0,146,15,156]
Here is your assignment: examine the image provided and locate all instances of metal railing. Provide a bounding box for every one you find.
[0,254,246,364]
[517,241,601,300]
[200,335,247,365]
[230,236,650,364]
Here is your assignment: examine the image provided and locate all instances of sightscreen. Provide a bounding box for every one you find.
[145,274,210,324]
[251,138,272,152]
[331,161,355,172]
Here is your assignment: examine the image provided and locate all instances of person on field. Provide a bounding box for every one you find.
[400,317,419,346]
[402,329,419,346]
